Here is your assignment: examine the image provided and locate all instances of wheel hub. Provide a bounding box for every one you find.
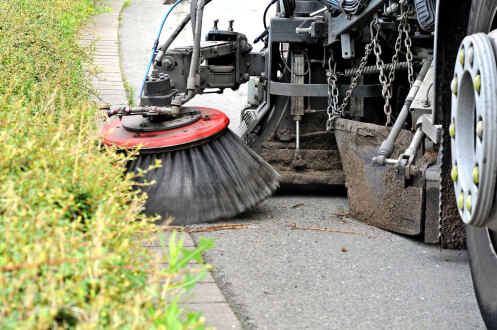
[451,32,497,231]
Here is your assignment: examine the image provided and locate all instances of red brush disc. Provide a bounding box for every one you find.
[101,107,229,151]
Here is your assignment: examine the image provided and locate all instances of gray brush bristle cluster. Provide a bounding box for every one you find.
[127,129,280,224]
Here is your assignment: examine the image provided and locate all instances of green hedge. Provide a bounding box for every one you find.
[0,1,211,328]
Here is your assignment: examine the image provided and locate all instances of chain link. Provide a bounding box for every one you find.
[401,3,415,86]
[326,36,374,132]
[326,57,340,132]
[371,17,394,126]
[326,2,415,131]
[372,2,414,126]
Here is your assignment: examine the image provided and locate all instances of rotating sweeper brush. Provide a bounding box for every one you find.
[102,107,279,224]
[101,0,279,224]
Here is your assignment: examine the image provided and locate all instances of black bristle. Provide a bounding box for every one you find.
[127,129,280,224]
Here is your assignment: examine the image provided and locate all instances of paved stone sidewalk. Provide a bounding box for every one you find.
[145,232,241,329]
[81,1,242,328]
[80,0,127,106]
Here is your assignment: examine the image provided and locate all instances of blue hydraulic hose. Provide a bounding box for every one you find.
[320,0,339,9]
[139,0,184,102]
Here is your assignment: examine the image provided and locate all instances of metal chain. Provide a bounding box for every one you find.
[326,57,340,132]
[326,40,374,132]
[326,3,414,131]
[401,3,414,87]
[371,17,395,126]
[372,3,413,126]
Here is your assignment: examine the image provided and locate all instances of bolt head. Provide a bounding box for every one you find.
[451,76,458,95]
[451,166,458,182]
[458,193,465,209]
[477,121,483,139]
[449,122,456,138]
[459,49,465,66]
[468,47,474,66]
[466,194,472,212]
[473,166,480,185]
[474,75,481,94]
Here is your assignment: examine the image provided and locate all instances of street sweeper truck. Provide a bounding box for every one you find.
[101,0,497,326]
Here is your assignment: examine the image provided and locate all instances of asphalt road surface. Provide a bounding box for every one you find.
[120,1,484,328]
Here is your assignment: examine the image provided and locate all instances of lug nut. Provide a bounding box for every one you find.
[468,47,474,67]
[451,76,458,95]
[458,193,465,209]
[473,166,480,185]
[474,74,481,94]
[466,194,472,212]
[451,166,458,182]
[459,48,465,66]
[477,121,483,139]
[449,122,456,138]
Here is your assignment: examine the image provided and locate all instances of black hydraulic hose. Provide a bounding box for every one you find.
[191,0,212,38]
[190,0,197,38]
[154,13,192,65]
[374,58,433,165]
[254,27,270,44]
[180,0,205,103]
[161,0,212,61]
[263,0,277,29]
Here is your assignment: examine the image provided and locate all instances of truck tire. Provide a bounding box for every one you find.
[467,226,497,329]
[466,1,497,328]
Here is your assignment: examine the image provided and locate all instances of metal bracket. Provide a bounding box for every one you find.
[269,82,382,97]
[270,17,315,43]
[341,33,356,59]
[421,114,442,144]
[424,164,442,244]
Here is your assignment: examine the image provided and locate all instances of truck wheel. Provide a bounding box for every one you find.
[467,226,497,328]
[464,1,497,328]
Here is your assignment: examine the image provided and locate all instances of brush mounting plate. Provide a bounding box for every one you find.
[122,108,202,132]
[101,107,230,151]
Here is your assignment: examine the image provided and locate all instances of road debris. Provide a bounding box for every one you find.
[289,223,368,236]
[163,223,254,234]
[291,203,305,209]
[333,211,351,218]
